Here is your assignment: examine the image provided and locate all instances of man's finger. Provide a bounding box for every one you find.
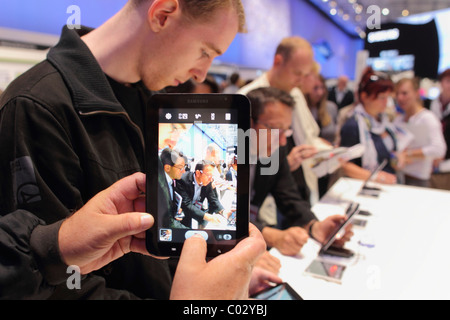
[105,212,154,241]
[111,172,146,202]
[179,234,208,267]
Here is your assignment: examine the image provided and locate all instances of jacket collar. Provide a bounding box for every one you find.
[47,26,124,113]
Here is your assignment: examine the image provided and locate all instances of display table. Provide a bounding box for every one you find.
[270,178,450,300]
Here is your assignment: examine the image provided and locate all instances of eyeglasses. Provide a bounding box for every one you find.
[199,170,213,178]
[172,164,188,171]
[256,121,293,138]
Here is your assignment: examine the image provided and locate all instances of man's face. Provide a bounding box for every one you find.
[140,7,239,91]
[168,157,186,180]
[276,49,314,93]
[196,165,214,186]
[253,102,293,157]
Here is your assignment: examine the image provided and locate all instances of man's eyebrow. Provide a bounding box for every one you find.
[204,42,223,56]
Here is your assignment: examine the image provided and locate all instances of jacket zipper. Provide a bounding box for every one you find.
[77,109,145,149]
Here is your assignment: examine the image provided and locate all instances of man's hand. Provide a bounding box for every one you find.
[248,267,283,297]
[255,251,282,274]
[204,213,222,225]
[170,224,267,300]
[58,173,156,275]
[311,215,354,246]
[262,226,309,256]
[287,145,317,172]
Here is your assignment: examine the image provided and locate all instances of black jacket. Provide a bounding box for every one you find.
[175,172,224,228]
[328,86,354,110]
[0,26,171,299]
[0,210,65,300]
[251,147,317,231]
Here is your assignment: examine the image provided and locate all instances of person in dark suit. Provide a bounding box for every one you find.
[175,160,232,229]
[247,87,353,261]
[225,155,238,187]
[159,148,189,229]
[328,75,355,110]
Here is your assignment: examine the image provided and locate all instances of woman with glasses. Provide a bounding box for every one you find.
[339,67,397,184]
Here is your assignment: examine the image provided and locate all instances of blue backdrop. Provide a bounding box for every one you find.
[0,0,363,79]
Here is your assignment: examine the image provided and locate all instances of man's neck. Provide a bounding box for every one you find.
[194,174,203,187]
[80,4,147,85]
[266,69,292,93]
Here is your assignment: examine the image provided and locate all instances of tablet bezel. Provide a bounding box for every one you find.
[145,93,250,258]
[321,202,360,252]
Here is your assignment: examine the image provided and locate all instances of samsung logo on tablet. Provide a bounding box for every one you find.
[187,99,209,104]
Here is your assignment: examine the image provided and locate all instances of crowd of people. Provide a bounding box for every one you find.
[223,57,449,191]
[0,0,449,300]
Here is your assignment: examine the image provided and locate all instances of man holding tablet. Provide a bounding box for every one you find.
[0,0,268,300]
[246,88,354,271]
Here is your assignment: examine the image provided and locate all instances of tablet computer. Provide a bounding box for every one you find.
[304,259,347,284]
[319,202,360,257]
[145,94,251,257]
[358,159,388,197]
[251,283,303,300]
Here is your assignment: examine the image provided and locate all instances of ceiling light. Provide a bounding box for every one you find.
[402,9,410,17]
[330,8,337,15]
[382,8,390,16]
[354,4,363,14]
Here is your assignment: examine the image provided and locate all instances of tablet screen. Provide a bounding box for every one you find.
[321,202,360,251]
[146,94,250,257]
[251,283,303,300]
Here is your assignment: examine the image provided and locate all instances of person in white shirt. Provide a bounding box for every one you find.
[394,78,447,187]
[430,68,450,163]
[238,36,330,206]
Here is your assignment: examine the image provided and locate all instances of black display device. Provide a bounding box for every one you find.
[251,283,303,300]
[145,94,251,257]
[358,159,388,197]
[304,259,347,284]
[319,202,360,258]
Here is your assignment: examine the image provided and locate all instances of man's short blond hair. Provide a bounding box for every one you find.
[275,37,313,62]
[131,0,247,33]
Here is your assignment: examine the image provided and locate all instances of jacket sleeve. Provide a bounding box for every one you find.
[0,96,84,223]
[205,185,224,214]
[253,148,317,231]
[270,149,317,230]
[0,210,65,300]
[0,98,143,300]
[176,177,206,223]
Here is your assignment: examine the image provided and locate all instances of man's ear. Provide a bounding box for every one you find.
[273,54,284,68]
[148,0,180,32]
